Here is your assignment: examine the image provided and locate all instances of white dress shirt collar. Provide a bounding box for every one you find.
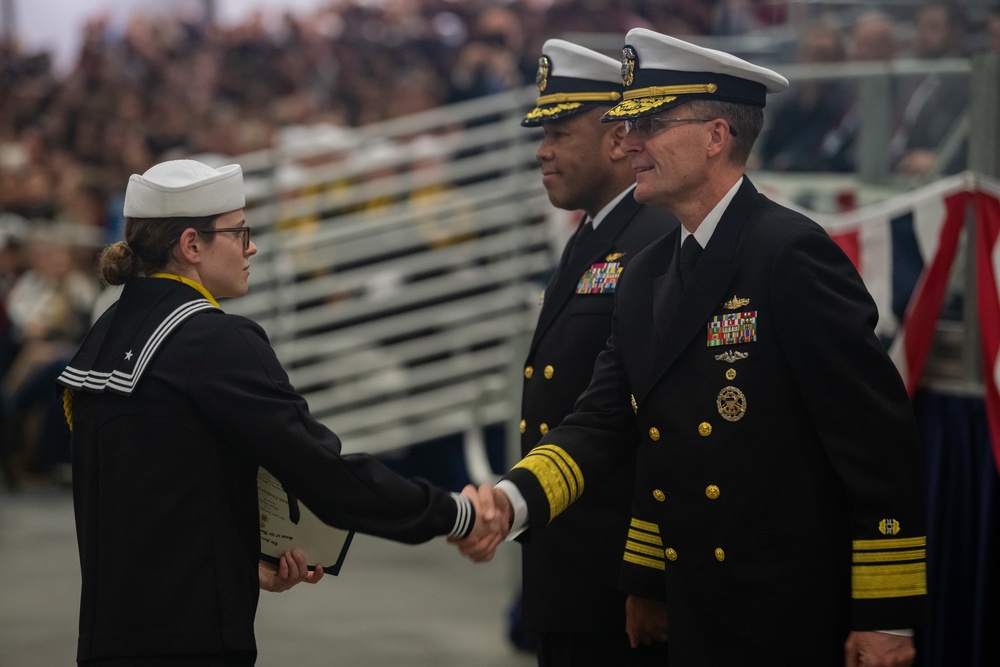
[679,176,744,249]
[587,184,636,230]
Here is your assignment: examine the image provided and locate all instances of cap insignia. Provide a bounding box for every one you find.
[536,55,551,92]
[621,45,637,87]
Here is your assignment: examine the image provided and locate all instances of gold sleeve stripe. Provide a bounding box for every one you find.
[625,540,665,558]
[853,536,926,551]
[852,548,925,563]
[623,552,666,571]
[627,528,664,546]
[630,518,660,533]
[532,445,583,500]
[512,444,584,522]
[852,562,927,599]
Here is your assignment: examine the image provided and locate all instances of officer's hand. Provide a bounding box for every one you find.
[844,630,915,667]
[451,484,512,562]
[626,595,668,647]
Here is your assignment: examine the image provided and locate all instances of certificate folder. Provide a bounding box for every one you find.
[257,467,354,575]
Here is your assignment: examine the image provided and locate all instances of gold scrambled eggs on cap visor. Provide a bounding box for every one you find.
[601,95,679,121]
[523,101,587,124]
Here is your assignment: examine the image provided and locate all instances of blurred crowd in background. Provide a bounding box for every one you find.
[1,0,998,489]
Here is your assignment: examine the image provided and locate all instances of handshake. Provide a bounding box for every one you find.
[450,484,516,562]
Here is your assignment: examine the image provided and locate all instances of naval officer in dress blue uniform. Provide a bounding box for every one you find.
[516,39,674,667]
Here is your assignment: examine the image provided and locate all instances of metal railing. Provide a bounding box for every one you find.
[219,53,997,460]
[224,87,550,457]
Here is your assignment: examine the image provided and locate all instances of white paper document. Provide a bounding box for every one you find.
[257,467,353,575]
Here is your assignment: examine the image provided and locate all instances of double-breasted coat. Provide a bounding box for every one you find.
[519,188,672,634]
[506,178,926,665]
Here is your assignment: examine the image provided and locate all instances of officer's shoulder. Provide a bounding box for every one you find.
[185,309,267,340]
[747,195,827,240]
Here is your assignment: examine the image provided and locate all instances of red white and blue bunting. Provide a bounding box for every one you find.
[795,172,1000,473]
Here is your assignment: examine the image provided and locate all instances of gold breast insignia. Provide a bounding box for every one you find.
[724,295,750,310]
[606,252,626,262]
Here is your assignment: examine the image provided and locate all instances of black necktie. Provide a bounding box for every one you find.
[574,218,594,247]
[568,218,594,264]
[679,235,702,288]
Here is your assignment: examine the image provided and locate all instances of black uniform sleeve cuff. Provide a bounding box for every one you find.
[449,492,476,539]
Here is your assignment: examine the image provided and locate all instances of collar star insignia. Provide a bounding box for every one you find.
[724,295,750,310]
[124,350,134,361]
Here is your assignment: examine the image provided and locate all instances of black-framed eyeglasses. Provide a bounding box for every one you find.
[623,116,738,140]
[198,226,252,251]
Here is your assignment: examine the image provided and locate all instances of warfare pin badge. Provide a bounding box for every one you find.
[724,295,750,310]
[715,349,749,363]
